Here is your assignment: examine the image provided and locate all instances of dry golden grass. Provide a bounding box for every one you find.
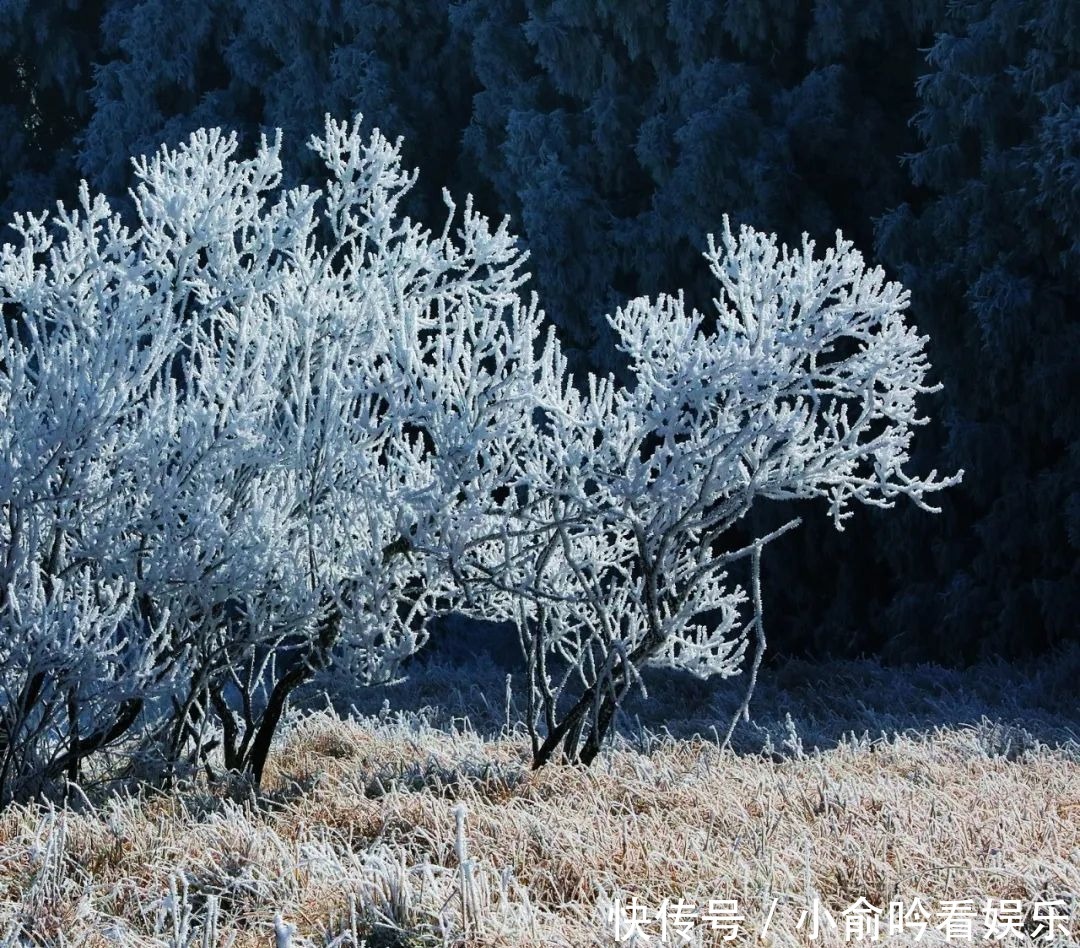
[0,704,1076,947]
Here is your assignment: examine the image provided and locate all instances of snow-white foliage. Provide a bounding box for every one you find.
[0,115,541,798]
[0,113,957,791]
[449,219,961,765]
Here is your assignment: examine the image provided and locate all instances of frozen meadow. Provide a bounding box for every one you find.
[0,646,1076,947]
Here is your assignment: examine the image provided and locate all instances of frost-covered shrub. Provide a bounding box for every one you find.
[0,113,958,792]
[452,221,961,767]
[0,115,540,799]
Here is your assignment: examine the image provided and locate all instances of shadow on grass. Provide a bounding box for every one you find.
[302,616,1080,762]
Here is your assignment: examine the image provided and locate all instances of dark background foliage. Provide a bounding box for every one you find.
[2,0,1075,664]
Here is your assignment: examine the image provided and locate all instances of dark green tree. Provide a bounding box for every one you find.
[0,0,109,229]
[874,0,1079,658]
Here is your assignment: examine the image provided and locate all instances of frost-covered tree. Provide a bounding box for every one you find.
[0,114,540,799]
[447,221,959,767]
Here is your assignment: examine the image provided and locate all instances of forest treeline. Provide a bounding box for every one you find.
[1,0,1075,663]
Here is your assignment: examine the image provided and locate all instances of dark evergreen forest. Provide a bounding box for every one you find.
[2,0,1075,664]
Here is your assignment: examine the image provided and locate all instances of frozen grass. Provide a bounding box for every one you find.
[0,650,1077,946]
